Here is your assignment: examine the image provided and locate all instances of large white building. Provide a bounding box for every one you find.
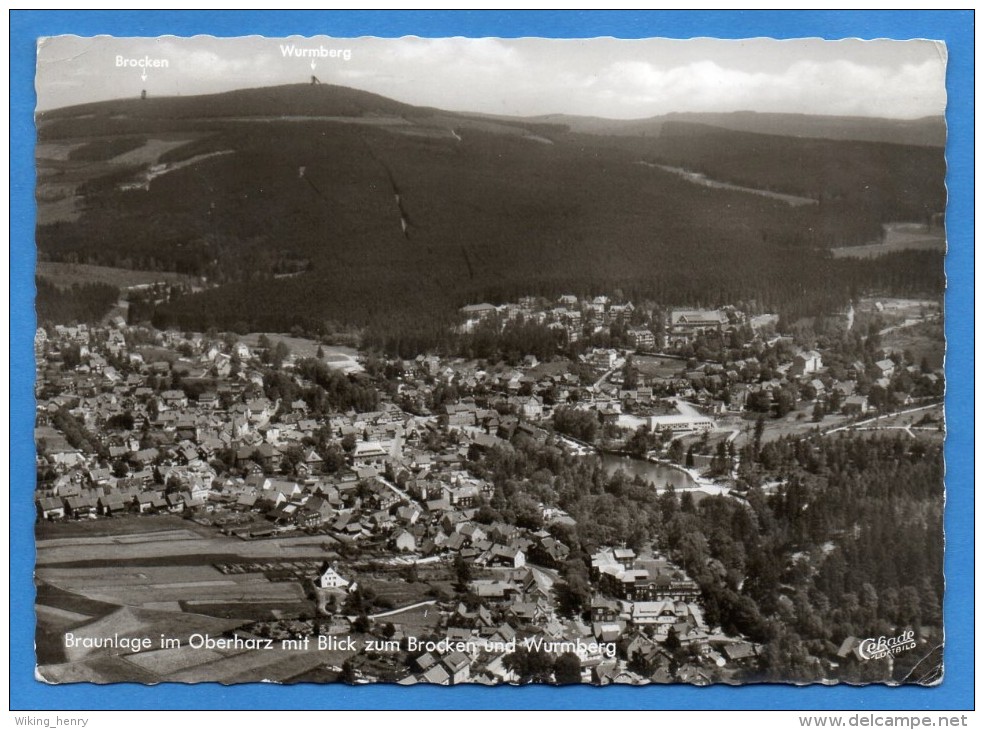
[646,414,716,435]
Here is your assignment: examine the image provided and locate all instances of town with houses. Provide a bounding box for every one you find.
[34,291,944,685]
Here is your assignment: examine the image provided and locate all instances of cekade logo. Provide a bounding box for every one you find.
[857,629,917,660]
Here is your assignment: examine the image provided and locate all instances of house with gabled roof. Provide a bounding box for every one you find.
[791,350,824,377]
[507,601,546,624]
[62,494,97,518]
[37,496,65,520]
[874,359,896,378]
[442,652,471,685]
[316,563,350,590]
[97,492,127,516]
[419,663,451,685]
[391,528,417,552]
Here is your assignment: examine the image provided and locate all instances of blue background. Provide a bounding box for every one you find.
[10,10,974,711]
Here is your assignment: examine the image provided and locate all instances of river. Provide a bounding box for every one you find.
[599,452,696,490]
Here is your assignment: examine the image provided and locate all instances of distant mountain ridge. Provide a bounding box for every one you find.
[526,110,946,147]
[38,83,436,122]
[40,84,945,147]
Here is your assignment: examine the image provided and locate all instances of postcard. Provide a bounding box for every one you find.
[20,20,965,703]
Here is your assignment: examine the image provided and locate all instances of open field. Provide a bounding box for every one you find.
[40,622,360,683]
[856,296,941,316]
[109,136,199,165]
[36,141,87,161]
[177,600,314,620]
[38,563,306,607]
[35,582,121,618]
[123,645,227,676]
[35,516,327,670]
[241,333,364,372]
[35,425,74,453]
[38,656,163,684]
[35,604,92,631]
[36,513,213,539]
[34,514,340,683]
[732,405,855,448]
[58,605,247,662]
[880,322,945,370]
[354,574,435,609]
[37,261,202,290]
[166,645,342,684]
[37,517,337,566]
[828,403,945,445]
[832,223,945,259]
[527,359,574,379]
[869,403,944,429]
[633,355,687,380]
[41,527,204,546]
[838,427,945,446]
[34,190,84,224]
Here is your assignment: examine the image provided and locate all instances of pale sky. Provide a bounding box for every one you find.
[36,36,948,119]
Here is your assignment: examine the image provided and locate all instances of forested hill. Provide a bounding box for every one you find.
[38,83,432,123]
[530,110,946,147]
[36,84,945,347]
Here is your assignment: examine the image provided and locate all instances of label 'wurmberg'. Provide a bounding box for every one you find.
[279,44,351,61]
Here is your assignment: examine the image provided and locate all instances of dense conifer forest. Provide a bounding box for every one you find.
[469,430,943,683]
[35,85,945,349]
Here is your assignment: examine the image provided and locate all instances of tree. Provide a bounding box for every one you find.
[503,647,555,684]
[626,424,654,457]
[554,562,591,619]
[106,411,136,431]
[111,459,129,478]
[340,657,358,684]
[279,444,306,476]
[622,356,638,390]
[271,340,290,368]
[554,652,582,684]
[775,388,796,418]
[553,406,599,442]
[664,626,681,652]
[712,440,729,475]
[667,439,685,465]
[453,554,473,590]
[754,415,765,453]
[628,648,654,675]
[748,390,772,413]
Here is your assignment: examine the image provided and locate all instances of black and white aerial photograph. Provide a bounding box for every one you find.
[33,34,947,687]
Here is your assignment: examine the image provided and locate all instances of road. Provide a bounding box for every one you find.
[669,397,703,418]
[878,317,929,337]
[592,363,622,391]
[823,402,942,435]
[373,473,421,508]
[369,599,437,620]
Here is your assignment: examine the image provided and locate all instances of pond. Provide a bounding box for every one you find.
[599,452,696,490]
